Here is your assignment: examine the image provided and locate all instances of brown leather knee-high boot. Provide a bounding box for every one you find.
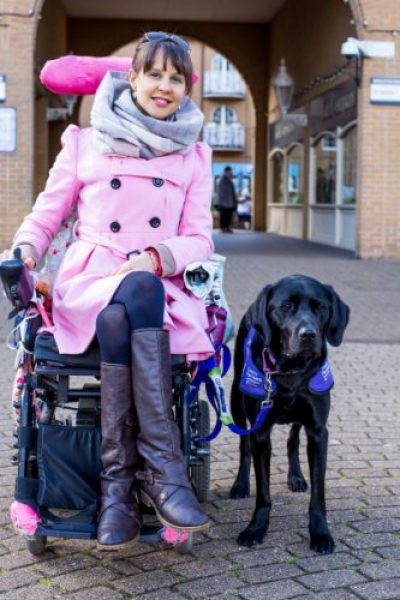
[131,329,209,532]
[97,362,142,547]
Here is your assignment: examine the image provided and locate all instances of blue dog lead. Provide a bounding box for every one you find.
[191,334,274,442]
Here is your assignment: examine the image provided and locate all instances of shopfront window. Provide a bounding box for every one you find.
[272,152,284,204]
[287,145,304,204]
[342,127,357,204]
[315,134,337,204]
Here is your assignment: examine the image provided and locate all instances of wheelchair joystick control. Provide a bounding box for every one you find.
[0,246,35,317]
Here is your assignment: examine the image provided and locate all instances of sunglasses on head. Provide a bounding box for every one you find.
[143,31,191,53]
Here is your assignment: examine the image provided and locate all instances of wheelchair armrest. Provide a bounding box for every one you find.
[0,248,35,313]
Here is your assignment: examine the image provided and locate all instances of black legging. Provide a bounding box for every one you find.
[96,271,164,365]
[219,208,235,230]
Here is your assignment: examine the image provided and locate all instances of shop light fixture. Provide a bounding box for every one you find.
[273,59,308,127]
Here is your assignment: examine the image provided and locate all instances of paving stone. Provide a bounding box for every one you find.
[238,562,304,584]
[230,547,292,568]
[193,539,248,559]
[344,532,400,550]
[296,551,361,572]
[142,591,186,600]
[105,558,143,576]
[0,548,56,570]
[51,566,118,592]
[0,582,63,599]
[0,568,40,593]
[238,579,308,599]
[363,506,400,518]
[171,557,233,578]
[301,592,359,599]
[174,574,243,598]
[352,517,400,534]
[63,586,122,599]
[296,568,367,591]
[376,545,400,560]
[350,578,400,600]
[128,548,194,571]
[350,549,384,563]
[112,569,182,595]
[34,552,98,576]
[358,560,400,580]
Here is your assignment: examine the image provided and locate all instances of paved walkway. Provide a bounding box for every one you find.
[0,232,399,599]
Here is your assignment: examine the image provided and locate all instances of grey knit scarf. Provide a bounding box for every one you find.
[91,71,204,159]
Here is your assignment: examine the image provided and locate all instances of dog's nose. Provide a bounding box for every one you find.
[299,327,317,340]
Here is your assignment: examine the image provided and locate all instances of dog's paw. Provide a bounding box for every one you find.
[287,474,308,493]
[237,525,266,547]
[230,481,250,499]
[310,532,335,555]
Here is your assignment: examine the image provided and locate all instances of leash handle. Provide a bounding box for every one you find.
[227,399,273,436]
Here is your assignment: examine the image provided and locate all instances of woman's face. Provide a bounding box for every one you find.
[129,50,187,120]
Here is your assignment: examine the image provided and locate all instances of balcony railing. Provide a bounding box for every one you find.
[203,122,245,151]
[203,70,246,98]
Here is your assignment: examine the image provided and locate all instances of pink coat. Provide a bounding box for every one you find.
[13,125,215,360]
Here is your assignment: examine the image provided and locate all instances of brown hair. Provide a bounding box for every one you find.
[132,34,193,93]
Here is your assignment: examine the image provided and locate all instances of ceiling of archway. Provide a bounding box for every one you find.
[61,0,287,23]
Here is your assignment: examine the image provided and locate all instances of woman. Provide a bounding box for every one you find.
[1,32,214,547]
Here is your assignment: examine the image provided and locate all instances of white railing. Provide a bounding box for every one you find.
[203,122,245,151]
[203,70,246,97]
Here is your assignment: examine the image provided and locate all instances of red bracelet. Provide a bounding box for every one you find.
[145,247,163,277]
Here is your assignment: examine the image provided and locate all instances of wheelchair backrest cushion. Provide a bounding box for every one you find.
[40,55,199,96]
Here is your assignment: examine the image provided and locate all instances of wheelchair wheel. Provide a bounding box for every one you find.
[25,534,47,556]
[191,399,211,503]
[175,532,193,554]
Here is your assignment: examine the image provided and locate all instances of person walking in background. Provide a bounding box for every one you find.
[216,166,238,233]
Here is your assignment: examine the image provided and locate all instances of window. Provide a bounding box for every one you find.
[211,54,235,73]
[272,152,285,204]
[287,145,304,204]
[342,127,357,204]
[315,134,337,204]
[211,54,225,72]
[211,106,237,125]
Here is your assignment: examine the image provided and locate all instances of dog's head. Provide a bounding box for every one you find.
[246,274,350,364]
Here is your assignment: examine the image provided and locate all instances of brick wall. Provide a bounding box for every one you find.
[0,0,38,249]
[350,0,400,258]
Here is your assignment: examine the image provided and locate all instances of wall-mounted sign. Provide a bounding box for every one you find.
[309,79,357,136]
[0,107,17,152]
[370,77,400,105]
[0,74,6,103]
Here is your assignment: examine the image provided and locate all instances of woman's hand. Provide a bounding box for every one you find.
[0,245,36,269]
[111,251,155,276]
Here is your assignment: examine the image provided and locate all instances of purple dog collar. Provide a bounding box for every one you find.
[239,327,334,398]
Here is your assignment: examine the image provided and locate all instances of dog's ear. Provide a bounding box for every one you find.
[325,285,350,347]
[245,285,273,345]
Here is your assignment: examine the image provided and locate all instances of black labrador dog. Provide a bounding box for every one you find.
[229,274,350,554]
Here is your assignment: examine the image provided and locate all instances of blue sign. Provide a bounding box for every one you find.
[370,77,400,105]
[0,74,6,103]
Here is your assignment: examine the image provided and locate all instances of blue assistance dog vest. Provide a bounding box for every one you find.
[239,327,334,398]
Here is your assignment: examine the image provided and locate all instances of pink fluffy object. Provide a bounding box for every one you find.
[162,527,189,545]
[9,501,41,536]
[40,55,199,96]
